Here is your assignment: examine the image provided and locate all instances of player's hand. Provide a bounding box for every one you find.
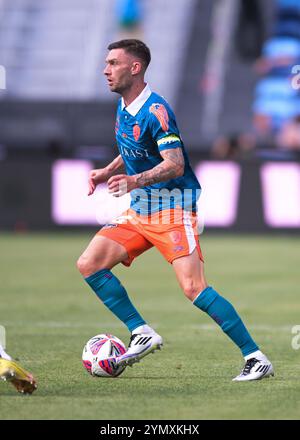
[88,169,109,196]
[107,174,138,197]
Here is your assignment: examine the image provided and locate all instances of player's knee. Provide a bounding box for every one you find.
[77,255,102,277]
[76,255,87,276]
[182,279,207,301]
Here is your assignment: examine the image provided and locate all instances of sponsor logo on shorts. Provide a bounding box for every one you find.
[173,245,184,252]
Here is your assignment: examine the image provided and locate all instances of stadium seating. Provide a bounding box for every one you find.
[0,0,115,100]
[0,0,196,105]
[253,19,300,135]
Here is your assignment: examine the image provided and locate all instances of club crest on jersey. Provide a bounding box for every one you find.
[133,124,141,141]
[169,231,182,244]
[149,103,169,132]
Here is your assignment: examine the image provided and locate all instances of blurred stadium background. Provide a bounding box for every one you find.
[0,0,300,420]
[0,0,299,232]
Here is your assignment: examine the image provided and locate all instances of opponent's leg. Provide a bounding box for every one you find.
[0,344,37,394]
[172,250,274,381]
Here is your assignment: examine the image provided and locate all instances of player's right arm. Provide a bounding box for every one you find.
[88,154,124,196]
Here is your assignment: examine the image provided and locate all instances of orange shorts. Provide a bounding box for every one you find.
[97,208,204,267]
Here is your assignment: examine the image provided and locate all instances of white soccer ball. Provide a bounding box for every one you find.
[82,333,127,378]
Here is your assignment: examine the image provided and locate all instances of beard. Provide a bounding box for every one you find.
[108,77,132,95]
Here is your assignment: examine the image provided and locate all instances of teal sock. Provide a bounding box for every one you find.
[193,286,258,356]
[85,269,146,332]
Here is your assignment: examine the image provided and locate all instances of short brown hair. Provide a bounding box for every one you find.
[107,39,151,70]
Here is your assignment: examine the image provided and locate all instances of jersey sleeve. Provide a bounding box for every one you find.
[148,102,183,151]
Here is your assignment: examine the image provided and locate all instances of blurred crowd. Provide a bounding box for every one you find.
[212,0,300,160]
[116,0,300,159]
[115,0,143,40]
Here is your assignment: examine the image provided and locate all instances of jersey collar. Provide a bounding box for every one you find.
[121,84,152,117]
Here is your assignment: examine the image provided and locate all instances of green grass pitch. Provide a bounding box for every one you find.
[0,232,300,420]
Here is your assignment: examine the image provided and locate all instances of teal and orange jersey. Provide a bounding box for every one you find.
[115,84,201,215]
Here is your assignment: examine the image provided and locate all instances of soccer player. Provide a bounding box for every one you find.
[77,39,274,381]
[0,343,37,394]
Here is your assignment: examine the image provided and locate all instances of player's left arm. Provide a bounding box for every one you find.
[135,147,184,186]
[107,147,185,197]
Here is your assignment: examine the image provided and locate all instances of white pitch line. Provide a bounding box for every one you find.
[1,321,124,329]
[186,324,295,332]
[0,322,295,332]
